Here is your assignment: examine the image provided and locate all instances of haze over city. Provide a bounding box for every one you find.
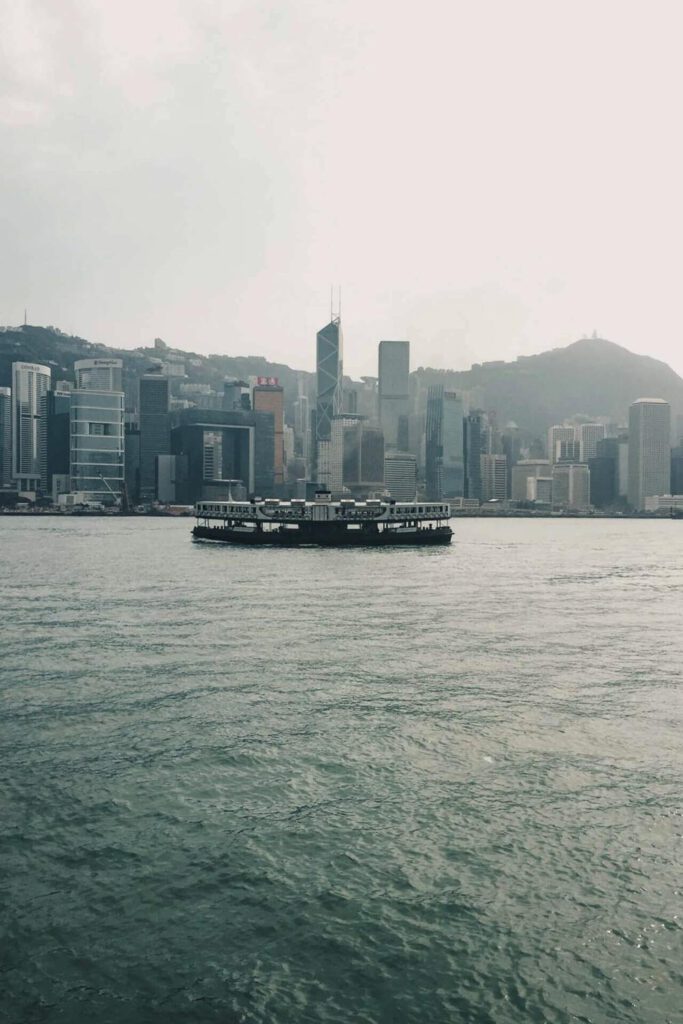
[3,0,683,375]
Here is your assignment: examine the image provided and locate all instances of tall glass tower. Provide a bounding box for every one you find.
[0,386,12,490]
[70,359,125,503]
[11,362,51,493]
[139,370,170,502]
[425,386,464,500]
[315,318,343,443]
[378,340,410,449]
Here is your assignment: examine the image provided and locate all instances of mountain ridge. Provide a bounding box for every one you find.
[1,326,681,438]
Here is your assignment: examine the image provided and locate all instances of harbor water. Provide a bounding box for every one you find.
[1,516,682,1023]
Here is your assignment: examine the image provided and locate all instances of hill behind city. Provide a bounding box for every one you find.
[414,337,683,437]
[2,326,682,437]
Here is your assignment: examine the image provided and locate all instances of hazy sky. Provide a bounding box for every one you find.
[2,0,682,377]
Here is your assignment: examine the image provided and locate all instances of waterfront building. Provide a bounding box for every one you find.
[139,369,170,502]
[464,412,483,500]
[124,424,141,505]
[627,399,671,511]
[0,387,11,489]
[588,438,619,508]
[252,381,285,491]
[11,362,51,493]
[70,359,125,503]
[644,493,683,513]
[383,450,417,501]
[170,408,274,504]
[342,421,385,497]
[510,460,551,502]
[547,425,574,464]
[425,387,464,500]
[450,496,481,511]
[527,476,553,504]
[378,340,410,449]
[156,454,177,503]
[552,463,590,510]
[47,383,71,497]
[480,453,507,502]
[577,423,606,463]
[671,444,683,496]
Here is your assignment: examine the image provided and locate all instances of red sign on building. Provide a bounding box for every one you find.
[256,376,280,386]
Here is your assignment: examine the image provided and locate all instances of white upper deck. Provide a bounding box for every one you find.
[196,497,451,523]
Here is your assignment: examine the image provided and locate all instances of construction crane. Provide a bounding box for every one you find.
[98,473,122,509]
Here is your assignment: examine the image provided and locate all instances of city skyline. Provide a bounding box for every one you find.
[2,311,683,514]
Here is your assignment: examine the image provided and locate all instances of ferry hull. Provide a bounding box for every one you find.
[192,524,452,547]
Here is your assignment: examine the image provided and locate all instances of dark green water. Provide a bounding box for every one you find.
[1,517,682,1024]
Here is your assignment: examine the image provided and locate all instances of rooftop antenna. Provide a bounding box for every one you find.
[338,286,341,321]
[330,285,333,322]
[24,308,27,326]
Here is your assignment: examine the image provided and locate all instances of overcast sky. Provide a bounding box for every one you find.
[2,0,682,377]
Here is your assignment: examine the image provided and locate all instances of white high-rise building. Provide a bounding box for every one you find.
[480,454,507,501]
[330,414,362,493]
[547,425,574,464]
[11,362,51,492]
[74,358,123,392]
[511,460,551,502]
[552,463,590,510]
[577,422,606,463]
[71,358,125,503]
[384,451,416,501]
[627,399,671,510]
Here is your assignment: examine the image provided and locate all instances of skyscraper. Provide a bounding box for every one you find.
[252,381,284,491]
[577,422,606,463]
[342,421,385,496]
[170,408,274,503]
[671,444,683,495]
[74,358,123,392]
[315,318,343,444]
[547,425,574,464]
[0,387,11,490]
[552,463,590,510]
[47,382,71,500]
[627,399,671,510]
[71,359,125,503]
[378,340,410,450]
[425,387,464,500]
[510,460,551,502]
[331,414,364,493]
[480,454,507,502]
[11,362,51,493]
[464,412,483,500]
[588,437,619,508]
[139,369,170,502]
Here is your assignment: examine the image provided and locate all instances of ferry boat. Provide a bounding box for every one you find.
[193,492,452,546]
